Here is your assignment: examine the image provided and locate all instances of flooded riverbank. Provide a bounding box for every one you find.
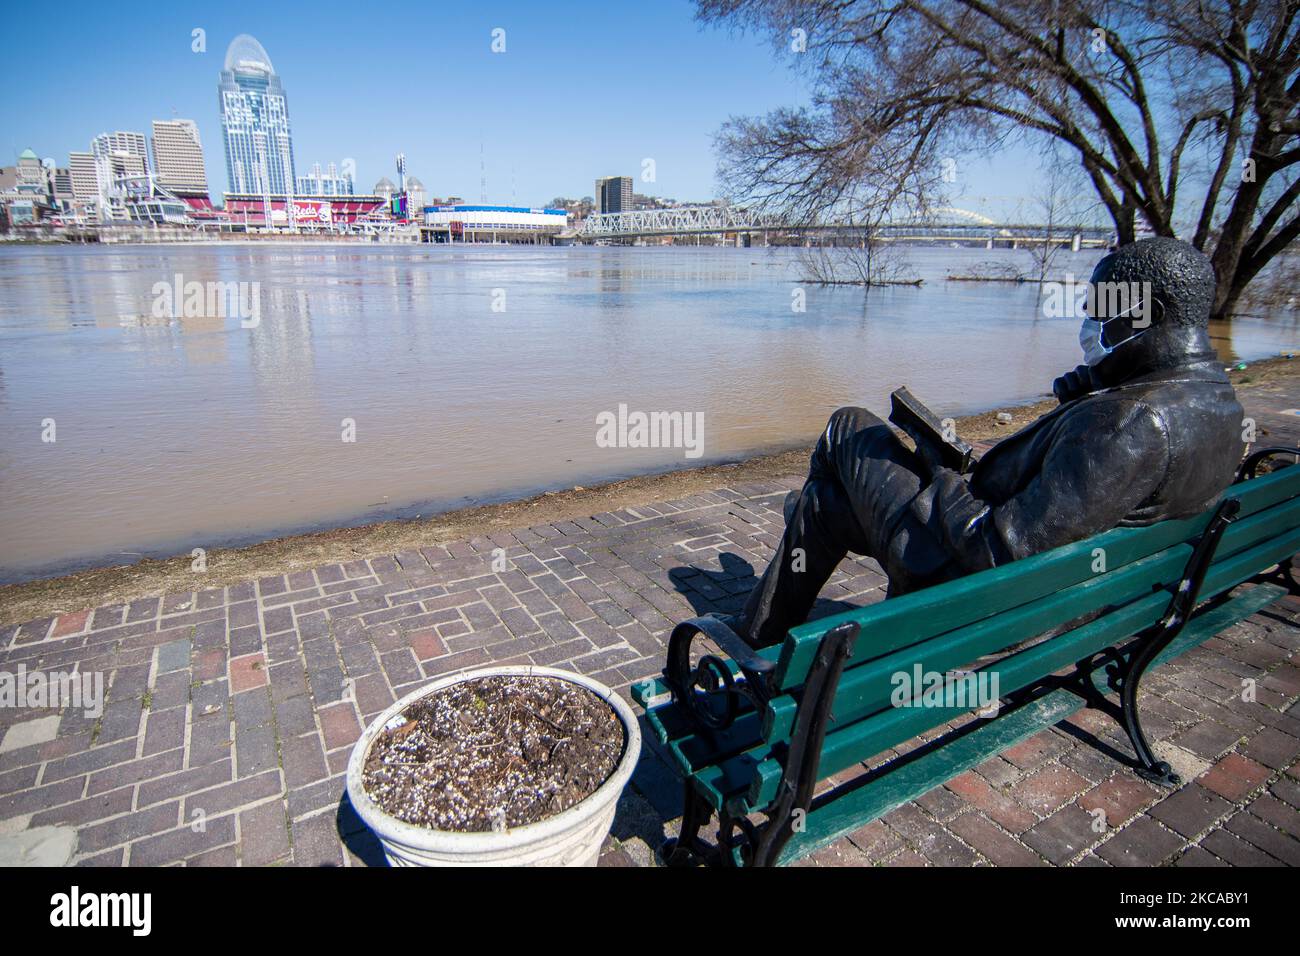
[0,243,1295,583]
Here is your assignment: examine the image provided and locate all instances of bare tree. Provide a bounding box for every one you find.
[700,0,1300,319]
[1026,149,1104,283]
[797,215,921,286]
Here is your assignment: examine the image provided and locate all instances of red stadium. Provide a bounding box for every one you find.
[217,194,390,229]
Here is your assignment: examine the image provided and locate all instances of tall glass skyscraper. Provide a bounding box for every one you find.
[218,35,296,197]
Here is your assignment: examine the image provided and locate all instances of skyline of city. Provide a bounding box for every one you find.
[1,1,1049,215]
[3,29,588,232]
[6,30,744,218]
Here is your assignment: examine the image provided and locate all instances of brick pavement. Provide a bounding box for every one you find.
[1,386,1298,866]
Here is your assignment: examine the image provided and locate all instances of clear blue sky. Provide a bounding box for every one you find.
[1,0,1039,212]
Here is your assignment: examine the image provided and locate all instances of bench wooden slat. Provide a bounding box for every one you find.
[629,677,671,710]
[770,582,1289,864]
[694,752,764,809]
[773,466,1299,690]
[667,712,765,774]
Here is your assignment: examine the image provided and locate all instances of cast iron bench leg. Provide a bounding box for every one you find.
[1111,498,1241,785]
[1260,556,1299,596]
[661,782,716,867]
[739,622,859,867]
[1235,448,1299,597]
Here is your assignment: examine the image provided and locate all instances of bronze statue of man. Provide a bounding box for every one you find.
[735,237,1246,648]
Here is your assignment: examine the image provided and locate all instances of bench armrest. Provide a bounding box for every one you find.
[1236,446,1300,482]
[663,615,776,733]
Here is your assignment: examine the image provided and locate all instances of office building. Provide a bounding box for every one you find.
[151,119,209,196]
[0,149,57,225]
[595,175,633,214]
[50,167,74,211]
[218,34,296,197]
[297,161,353,197]
[91,131,147,163]
[90,132,148,221]
[68,152,98,203]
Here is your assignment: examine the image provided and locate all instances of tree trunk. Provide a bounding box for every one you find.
[1215,279,1248,322]
[1213,239,1274,321]
[1207,128,1290,321]
[1210,231,1243,321]
[1114,202,1137,247]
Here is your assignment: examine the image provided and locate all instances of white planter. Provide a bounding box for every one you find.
[346,664,641,867]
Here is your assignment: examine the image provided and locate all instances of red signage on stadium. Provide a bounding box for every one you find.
[293,200,332,223]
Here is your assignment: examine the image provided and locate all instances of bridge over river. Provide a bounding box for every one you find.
[574,205,1116,249]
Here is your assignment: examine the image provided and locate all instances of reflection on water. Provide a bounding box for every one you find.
[0,243,1295,581]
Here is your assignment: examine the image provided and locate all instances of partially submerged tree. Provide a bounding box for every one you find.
[701,0,1300,318]
[796,227,920,285]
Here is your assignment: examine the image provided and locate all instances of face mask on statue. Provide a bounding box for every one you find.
[1078,318,1109,366]
[1078,296,1157,367]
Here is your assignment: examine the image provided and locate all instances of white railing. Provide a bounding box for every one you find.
[580,205,782,238]
[578,205,1115,244]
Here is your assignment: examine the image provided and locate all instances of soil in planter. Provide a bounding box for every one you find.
[361,675,625,832]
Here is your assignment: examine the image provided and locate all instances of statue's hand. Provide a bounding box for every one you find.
[913,434,947,479]
[1053,364,1098,404]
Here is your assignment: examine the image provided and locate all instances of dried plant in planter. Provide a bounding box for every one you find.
[362,675,624,832]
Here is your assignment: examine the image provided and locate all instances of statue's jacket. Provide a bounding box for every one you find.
[903,355,1245,590]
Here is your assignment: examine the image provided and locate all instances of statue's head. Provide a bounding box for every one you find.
[1080,237,1218,371]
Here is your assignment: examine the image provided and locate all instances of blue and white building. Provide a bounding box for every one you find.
[421,204,569,243]
[218,35,296,199]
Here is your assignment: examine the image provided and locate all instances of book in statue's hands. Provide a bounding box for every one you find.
[889,387,974,474]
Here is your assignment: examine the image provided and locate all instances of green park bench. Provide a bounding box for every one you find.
[631,448,1300,867]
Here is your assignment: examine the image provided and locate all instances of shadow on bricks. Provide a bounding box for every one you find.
[669,551,857,622]
[337,793,388,867]
[1056,716,1145,771]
